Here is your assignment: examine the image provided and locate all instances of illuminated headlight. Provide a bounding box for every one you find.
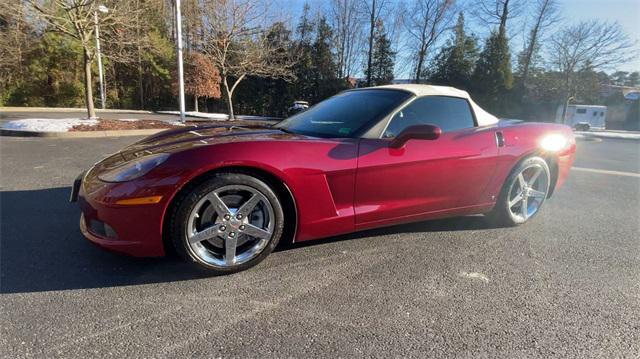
[98,153,169,182]
[540,134,568,152]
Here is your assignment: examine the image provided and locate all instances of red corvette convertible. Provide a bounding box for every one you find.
[71,85,575,274]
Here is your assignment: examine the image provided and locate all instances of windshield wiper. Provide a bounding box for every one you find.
[275,127,295,134]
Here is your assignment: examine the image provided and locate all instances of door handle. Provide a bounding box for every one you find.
[495,131,505,147]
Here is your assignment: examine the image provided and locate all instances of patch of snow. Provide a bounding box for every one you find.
[117,118,140,122]
[2,118,98,132]
[575,131,640,140]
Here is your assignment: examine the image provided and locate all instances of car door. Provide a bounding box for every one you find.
[354,96,500,227]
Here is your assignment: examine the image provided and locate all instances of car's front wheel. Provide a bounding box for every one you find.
[486,156,551,226]
[169,173,284,274]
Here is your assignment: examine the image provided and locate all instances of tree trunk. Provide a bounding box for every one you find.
[499,0,510,36]
[415,50,425,83]
[366,0,376,87]
[138,63,144,109]
[194,95,199,112]
[223,76,235,120]
[226,91,234,120]
[83,49,96,119]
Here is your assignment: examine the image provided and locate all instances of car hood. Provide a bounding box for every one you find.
[98,124,307,169]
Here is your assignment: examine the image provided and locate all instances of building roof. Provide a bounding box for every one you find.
[370,84,499,127]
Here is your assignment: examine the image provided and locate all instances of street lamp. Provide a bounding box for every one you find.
[175,0,186,122]
[94,5,109,110]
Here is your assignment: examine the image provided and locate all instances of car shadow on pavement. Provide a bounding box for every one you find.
[0,187,495,294]
[276,215,493,252]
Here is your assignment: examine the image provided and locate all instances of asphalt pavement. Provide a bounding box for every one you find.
[1,135,639,358]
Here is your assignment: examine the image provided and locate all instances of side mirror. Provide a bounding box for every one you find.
[389,124,442,148]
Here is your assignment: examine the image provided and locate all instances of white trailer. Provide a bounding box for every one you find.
[557,105,607,130]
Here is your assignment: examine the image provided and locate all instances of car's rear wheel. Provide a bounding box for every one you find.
[486,156,550,226]
[169,173,284,274]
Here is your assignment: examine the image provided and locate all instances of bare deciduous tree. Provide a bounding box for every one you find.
[404,0,456,83]
[19,0,138,118]
[362,0,389,86]
[18,0,135,118]
[202,0,296,120]
[330,0,363,79]
[472,0,523,36]
[550,20,636,119]
[519,0,559,86]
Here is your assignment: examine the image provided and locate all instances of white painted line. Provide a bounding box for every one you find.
[572,167,640,178]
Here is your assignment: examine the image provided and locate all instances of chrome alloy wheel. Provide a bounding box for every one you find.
[507,163,549,222]
[186,185,275,267]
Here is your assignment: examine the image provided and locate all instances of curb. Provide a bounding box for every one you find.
[574,134,602,142]
[575,132,640,141]
[0,128,165,138]
[0,107,154,114]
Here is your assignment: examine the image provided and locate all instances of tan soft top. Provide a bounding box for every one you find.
[370,84,499,127]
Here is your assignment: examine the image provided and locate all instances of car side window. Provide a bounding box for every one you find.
[383,96,476,138]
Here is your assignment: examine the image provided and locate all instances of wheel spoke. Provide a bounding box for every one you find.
[528,167,543,186]
[517,173,526,190]
[236,193,261,218]
[509,193,523,208]
[521,195,528,219]
[242,224,271,239]
[528,189,546,199]
[224,235,237,265]
[207,192,231,217]
[189,224,221,244]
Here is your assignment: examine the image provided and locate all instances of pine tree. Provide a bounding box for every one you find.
[472,28,513,114]
[429,13,478,91]
[290,3,316,103]
[364,20,395,86]
[311,16,342,103]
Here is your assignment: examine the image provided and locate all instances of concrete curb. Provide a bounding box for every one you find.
[574,134,603,142]
[575,132,640,141]
[0,128,165,138]
[0,107,154,114]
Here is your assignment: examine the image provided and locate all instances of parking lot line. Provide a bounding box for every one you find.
[572,167,640,178]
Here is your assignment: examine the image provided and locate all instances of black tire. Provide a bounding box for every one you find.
[168,173,285,274]
[486,156,550,227]
[575,123,590,131]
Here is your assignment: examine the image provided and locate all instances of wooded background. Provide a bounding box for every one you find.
[1,0,638,124]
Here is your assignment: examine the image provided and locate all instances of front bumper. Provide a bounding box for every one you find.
[75,169,171,257]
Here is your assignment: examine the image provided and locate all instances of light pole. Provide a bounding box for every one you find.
[175,0,186,122]
[94,5,108,110]
[562,96,575,125]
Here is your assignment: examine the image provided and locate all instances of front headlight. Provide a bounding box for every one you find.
[98,153,170,182]
[540,134,568,152]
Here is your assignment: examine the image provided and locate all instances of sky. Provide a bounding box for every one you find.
[280,0,640,75]
[559,0,640,72]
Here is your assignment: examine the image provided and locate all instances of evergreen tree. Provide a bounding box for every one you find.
[364,20,395,86]
[429,13,478,91]
[472,28,513,114]
[290,3,316,103]
[311,16,343,103]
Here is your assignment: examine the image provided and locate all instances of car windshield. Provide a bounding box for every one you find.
[275,89,412,138]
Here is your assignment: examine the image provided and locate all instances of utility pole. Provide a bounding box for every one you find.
[367,0,376,87]
[94,5,109,110]
[175,0,186,122]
